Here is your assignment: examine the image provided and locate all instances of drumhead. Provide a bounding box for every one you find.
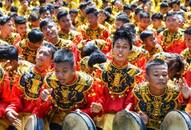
[113,110,146,130]
[161,110,191,130]
[62,111,97,130]
[24,115,44,130]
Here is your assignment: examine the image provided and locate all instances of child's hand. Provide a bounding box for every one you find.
[178,78,191,99]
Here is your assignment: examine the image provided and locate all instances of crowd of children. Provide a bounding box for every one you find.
[0,0,191,130]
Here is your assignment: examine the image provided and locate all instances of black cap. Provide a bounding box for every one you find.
[140,30,153,41]
[184,27,191,35]
[0,16,11,25]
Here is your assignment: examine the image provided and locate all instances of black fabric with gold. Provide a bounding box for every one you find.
[0,67,4,83]
[20,67,43,99]
[45,72,93,111]
[133,82,180,130]
[101,61,140,95]
[19,39,37,64]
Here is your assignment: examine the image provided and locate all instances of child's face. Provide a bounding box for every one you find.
[87,13,98,26]
[98,12,107,23]
[58,15,72,31]
[16,24,27,38]
[184,34,191,49]
[139,18,150,29]
[144,35,156,47]
[115,20,124,30]
[42,22,58,42]
[172,4,179,11]
[152,19,162,28]
[0,21,13,35]
[160,7,168,14]
[112,38,130,62]
[165,16,179,31]
[147,64,168,90]
[35,46,52,68]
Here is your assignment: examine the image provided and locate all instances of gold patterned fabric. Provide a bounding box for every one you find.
[133,82,181,130]
[101,61,141,96]
[19,67,44,100]
[181,48,191,64]
[19,39,37,64]
[45,72,93,111]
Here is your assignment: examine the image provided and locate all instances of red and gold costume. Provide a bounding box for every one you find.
[34,72,103,126]
[142,43,163,57]
[58,30,83,45]
[0,67,11,129]
[133,81,186,130]
[17,39,38,64]
[79,24,111,54]
[1,33,21,46]
[6,66,47,115]
[127,46,149,70]
[181,48,191,86]
[159,29,186,54]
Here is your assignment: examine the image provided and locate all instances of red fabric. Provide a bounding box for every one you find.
[0,73,11,118]
[33,80,104,118]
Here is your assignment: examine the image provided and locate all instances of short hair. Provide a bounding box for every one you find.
[160,2,169,8]
[81,41,99,57]
[41,42,57,59]
[171,0,180,6]
[140,30,153,41]
[53,48,74,67]
[39,18,54,30]
[39,6,49,15]
[151,13,163,20]
[184,27,191,35]
[14,16,26,25]
[116,13,129,23]
[165,11,177,20]
[88,51,107,67]
[85,7,98,16]
[28,29,44,43]
[69,9,79,14]
[0,44,18,60]
[104,6,112,14]
[139,11,150,19]
[146,59,168,76]
[57,10,68,21]
[79,2,89,10]
[10,6,18,13]
[123,4,132,11]
[28,13,40,22]
[113,28,133,50]
[0,16,11,25]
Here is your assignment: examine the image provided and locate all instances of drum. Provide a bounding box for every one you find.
[113,110,146,130]
[24,114,44,130]
[62,111,97,130]
[161,110,191,130]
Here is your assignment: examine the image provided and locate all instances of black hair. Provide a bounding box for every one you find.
[171,0,180,6]
[104,6,112,14]
[146,59,168,76]
[123,4,132,11]
[81,41,99,57]
[116,13,129,23]
[57,10,68,21]
[14,16,26,25]
[135,8,143,15]
[39,18,54,30]
[28,29,44,43]
[28,13,40,22]
[10,6,18,13]
[165,11,177,20]
[160,2,169,8]
[88,51,107,67]
[85,7,98,16]
[139,11,150,19]
[113,28,133,50]
[47,3,55,14]
[69,9,79,14]
[151,13,163,20]
[53,48,74,67]
[41,42,57,59]
[79,2,89,10]
[0,16,11,25]
[39,6,49,15]
[0,44,18,60]
[140,30,153,41]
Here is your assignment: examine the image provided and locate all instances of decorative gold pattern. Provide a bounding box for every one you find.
[45,72,93,110]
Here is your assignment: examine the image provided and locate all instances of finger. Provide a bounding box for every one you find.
[14,119,22,128]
